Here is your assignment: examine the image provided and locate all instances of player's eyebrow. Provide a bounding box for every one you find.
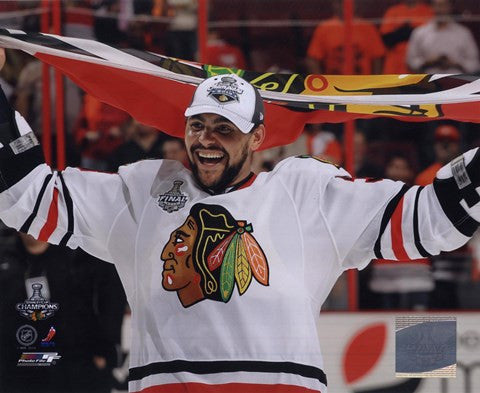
[176,230,190,238]
[189,114,234,126]
[213,116,233,125]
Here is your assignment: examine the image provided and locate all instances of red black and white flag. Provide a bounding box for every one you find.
[2,28,480,149]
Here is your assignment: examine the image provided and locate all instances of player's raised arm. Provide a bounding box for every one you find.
[317,150,479,270]
[0,82,132,263]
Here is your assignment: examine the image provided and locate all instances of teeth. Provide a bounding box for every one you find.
[198,152,224,159]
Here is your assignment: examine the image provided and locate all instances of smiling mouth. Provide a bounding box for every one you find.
[195,151,226,166]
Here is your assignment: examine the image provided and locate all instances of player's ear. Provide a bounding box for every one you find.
[249,124,265,152]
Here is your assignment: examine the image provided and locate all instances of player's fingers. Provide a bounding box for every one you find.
[0,48,5,71]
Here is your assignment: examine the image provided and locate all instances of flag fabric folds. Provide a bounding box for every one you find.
[1,28,480,149]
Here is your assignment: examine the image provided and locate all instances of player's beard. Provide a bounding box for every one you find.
[189,143,249,194]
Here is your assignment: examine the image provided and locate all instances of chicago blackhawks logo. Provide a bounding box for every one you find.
[161,203,269,308]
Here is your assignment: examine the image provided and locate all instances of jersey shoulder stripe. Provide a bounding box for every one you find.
[20,173,53,233]
[413,186,433,257]
[374,184,411,259]
[58,172,74,247]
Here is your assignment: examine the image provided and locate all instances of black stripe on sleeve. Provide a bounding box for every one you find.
[0,145,46,192]
[413,186,433,257]
[374,184,411,259]
[19,174,53,233]
[58,172,74,247]
[433,177,479,237]
[129,359,327,386]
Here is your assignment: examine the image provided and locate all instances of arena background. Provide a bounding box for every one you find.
[0,1,480,393]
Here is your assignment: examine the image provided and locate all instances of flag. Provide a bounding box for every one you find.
[1,28,480,149]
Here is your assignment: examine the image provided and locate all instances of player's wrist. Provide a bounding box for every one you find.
[433,148,480,236]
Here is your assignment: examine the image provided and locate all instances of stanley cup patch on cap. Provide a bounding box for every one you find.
[207,76,244,104]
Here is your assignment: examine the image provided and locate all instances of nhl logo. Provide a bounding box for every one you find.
[16,325,38,347]
[158,180,188,213]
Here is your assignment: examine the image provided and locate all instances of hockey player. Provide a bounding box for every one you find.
[0,58,479,392]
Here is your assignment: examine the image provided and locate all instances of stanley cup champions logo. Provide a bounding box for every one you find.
[16,283,59,321]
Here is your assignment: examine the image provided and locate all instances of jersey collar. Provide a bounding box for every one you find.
[202,172,257,195]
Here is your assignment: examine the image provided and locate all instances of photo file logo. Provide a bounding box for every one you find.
[17,352,61,367]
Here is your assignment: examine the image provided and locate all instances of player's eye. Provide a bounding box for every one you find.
[189,121,204,132]
[215,124,234,134]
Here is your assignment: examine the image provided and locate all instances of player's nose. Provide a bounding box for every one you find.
[197,128,217,146]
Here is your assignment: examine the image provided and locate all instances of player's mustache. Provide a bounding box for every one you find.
[190,144,228,156]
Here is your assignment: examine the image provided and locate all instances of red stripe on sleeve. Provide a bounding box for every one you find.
[391,196,410,260]
[135,382,321,393]
[38,188,60,242]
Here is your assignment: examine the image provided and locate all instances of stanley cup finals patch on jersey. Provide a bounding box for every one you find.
[157,180,188,213]
[207,76,244,104]
[161,203,269,308]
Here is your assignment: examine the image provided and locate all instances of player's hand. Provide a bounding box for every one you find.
[0,48,5,71]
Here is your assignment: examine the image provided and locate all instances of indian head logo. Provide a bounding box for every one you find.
[161,203,269,308]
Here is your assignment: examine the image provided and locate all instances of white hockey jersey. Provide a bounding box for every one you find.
[0,137,475,393]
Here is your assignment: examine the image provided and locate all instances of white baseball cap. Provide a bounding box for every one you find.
[185,74,265,133]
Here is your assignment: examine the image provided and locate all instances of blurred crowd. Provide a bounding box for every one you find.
[1,0,480,390]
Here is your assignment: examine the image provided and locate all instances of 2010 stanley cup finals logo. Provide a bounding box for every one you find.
[158,180,188,213]
[207,76,244,104]
[16,283,59,321]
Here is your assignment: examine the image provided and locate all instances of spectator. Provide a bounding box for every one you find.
[165,0,198,61]
[354,130,384,178]
[15,59,82,138]
[369,154,433,310]
[299,124,342,166]
[73,93,130,170]
[161,136,189,166]
[380,0,433,74]
[107,119,167,172]
[407,0,480,73]
[256,124,342,175]
[204,30,247,69]
[0,231,127,393]
[94,0,127,45]
[64,1,96,39]
[354,130,384,309]
[415,123,461,185]
[306,2,385,75]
